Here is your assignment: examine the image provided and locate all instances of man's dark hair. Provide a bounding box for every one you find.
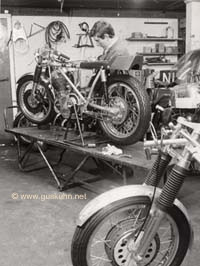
[90,20,115,39]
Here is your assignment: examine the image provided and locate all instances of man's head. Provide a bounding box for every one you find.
[90,20,115,49]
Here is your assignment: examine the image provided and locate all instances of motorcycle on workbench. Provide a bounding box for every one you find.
[16,46,151,145]
[71,116,198,266]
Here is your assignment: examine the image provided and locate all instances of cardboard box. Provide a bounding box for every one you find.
[143,46,152,53]
[155,43,165,53]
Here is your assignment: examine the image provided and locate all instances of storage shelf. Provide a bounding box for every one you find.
[126,37,184,42]
[144,62,175,66]
[141,52,181,56]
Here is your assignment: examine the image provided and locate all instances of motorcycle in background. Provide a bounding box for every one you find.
[71,116,198,266]
[16,46,151,145]
[147,49,200,134]
[170,48,200,123]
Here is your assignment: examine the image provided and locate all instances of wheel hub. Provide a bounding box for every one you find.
[27,94,39,108]
[109,97,128,125]
[105,219,160,266]
[24,90,42,113]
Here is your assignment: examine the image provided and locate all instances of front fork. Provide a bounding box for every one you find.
[32,63,43,96]
[130,150,190,261]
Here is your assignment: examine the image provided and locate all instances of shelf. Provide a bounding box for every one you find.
[144,62,175,66]
[141,52,181,56]
[126,37,184,42]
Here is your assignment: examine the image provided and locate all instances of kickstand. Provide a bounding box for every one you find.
[63,103,85,146]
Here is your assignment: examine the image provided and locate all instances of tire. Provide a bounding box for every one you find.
[99,75,151,145]
[16,75,55,125]
[71,196,191,266]
[13,111,35,146]
[13,112,48,151]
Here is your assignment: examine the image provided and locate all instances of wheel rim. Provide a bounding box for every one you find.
[86,203,180,266]
[14,114,35,144]
[101,82,141,139]
[18,80,52,122]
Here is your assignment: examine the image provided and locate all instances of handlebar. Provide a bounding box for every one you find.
[144,138,188,148]
[35,47,70,64]
[144,117,200,166]
[57,52,70,61]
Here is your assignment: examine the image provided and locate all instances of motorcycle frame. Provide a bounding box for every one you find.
[52,64,114,113]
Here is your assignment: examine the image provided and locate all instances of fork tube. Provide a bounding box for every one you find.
[136,206,166,259]
[32,64,42,94]
[144,151,172,186]
[157,158,191,210]
[158,130,199,210]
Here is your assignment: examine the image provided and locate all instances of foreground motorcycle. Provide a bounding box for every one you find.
[71,116,198,266]
[16,46,151,145]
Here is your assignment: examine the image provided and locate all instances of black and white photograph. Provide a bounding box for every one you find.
[0,1,200,265]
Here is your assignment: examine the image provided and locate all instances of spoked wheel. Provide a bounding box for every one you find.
[13,112,47,151]
[99,75,151,145]
[17,76,55,125]
[13,111,36,145]
[72,197,191,266]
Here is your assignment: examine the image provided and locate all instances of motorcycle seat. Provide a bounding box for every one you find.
[80,60,109,69]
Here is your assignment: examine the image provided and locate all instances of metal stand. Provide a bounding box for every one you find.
[15,135,63,190]
[62,104,85,146]
[12,131,131,193]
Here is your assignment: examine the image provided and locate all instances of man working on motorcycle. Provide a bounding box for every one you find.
[90,20,130,64]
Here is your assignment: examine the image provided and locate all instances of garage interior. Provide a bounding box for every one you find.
[1,1,200,266]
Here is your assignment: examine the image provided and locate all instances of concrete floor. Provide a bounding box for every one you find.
[0,143,200,266]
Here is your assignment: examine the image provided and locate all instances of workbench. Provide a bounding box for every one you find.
[5,126,154,192]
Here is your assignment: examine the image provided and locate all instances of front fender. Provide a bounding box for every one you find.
[17,72,33,84]
[77,185,193,247]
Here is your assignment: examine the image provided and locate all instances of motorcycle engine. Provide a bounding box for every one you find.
[52,69,80,119]
[52,69,74,92]
[55,92,80,119]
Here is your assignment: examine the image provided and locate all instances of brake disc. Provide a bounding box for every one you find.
[105,219,160,266]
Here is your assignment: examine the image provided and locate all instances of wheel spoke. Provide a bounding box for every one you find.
[101,81,141,139]
[18,78,53,123]
[84,203,181,266]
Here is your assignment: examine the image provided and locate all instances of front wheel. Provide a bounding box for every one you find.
[13,111,36,146]
[71,196,190,266]
[13,112,47,151]
[17,75,55,125]
[99,75,151,145]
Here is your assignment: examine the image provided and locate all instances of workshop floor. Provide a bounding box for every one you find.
[0,143,200,266]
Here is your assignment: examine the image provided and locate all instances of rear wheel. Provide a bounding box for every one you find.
[17,75,55,125]
[71,196,191,266]
[99,75,151,145]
